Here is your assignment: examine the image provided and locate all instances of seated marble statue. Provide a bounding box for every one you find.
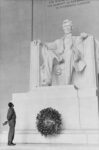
[39,19,88,86]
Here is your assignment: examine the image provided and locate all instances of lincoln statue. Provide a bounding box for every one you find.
[32,19,98,88]
[36,19,87,86]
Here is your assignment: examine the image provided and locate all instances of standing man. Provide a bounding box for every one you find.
[7,102,16,146]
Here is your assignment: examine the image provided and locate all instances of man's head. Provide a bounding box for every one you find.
[62,19,73,34]
[8,102,14,108]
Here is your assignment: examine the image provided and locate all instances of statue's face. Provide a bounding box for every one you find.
[63,25,72,34]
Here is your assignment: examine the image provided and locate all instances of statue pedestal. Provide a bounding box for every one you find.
[12,85,99,143]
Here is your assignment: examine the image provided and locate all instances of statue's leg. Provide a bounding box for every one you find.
[64,50,72,84]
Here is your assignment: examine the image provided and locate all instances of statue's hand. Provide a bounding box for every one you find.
[59,57,65,64]
[37,39,41,44]
[33,40,43,46]
[80,32,88,40]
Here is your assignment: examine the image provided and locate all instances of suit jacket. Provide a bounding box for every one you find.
[7,107,16,127]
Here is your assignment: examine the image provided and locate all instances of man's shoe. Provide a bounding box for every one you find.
[11,143,16,145]
[8,143,16,146]
[8,143,12,146]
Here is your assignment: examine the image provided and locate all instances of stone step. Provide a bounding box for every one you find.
[0,144,99,150]
[1,130,99,144]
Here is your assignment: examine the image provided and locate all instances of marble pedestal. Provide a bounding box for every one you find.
[11,85,99,143]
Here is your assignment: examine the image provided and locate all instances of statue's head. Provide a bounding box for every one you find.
[62,19,72,34]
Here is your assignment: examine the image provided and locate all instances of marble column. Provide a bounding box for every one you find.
[30,41,40,89]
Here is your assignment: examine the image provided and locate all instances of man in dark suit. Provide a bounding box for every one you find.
[7,102,16,146]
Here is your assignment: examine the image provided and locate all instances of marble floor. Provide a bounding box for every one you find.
[0,144,99,150]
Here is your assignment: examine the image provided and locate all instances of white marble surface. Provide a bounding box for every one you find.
[13,86,80,130]
[1,143,99,150]
[2,130,99,145]
[12,86,99,131]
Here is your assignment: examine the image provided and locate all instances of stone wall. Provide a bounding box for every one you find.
[0,0,32,131]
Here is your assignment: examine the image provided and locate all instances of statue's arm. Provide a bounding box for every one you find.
[33,39,57,51]
[45,40,57,51]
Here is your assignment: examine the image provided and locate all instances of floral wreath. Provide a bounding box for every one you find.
[36,107,62,136]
